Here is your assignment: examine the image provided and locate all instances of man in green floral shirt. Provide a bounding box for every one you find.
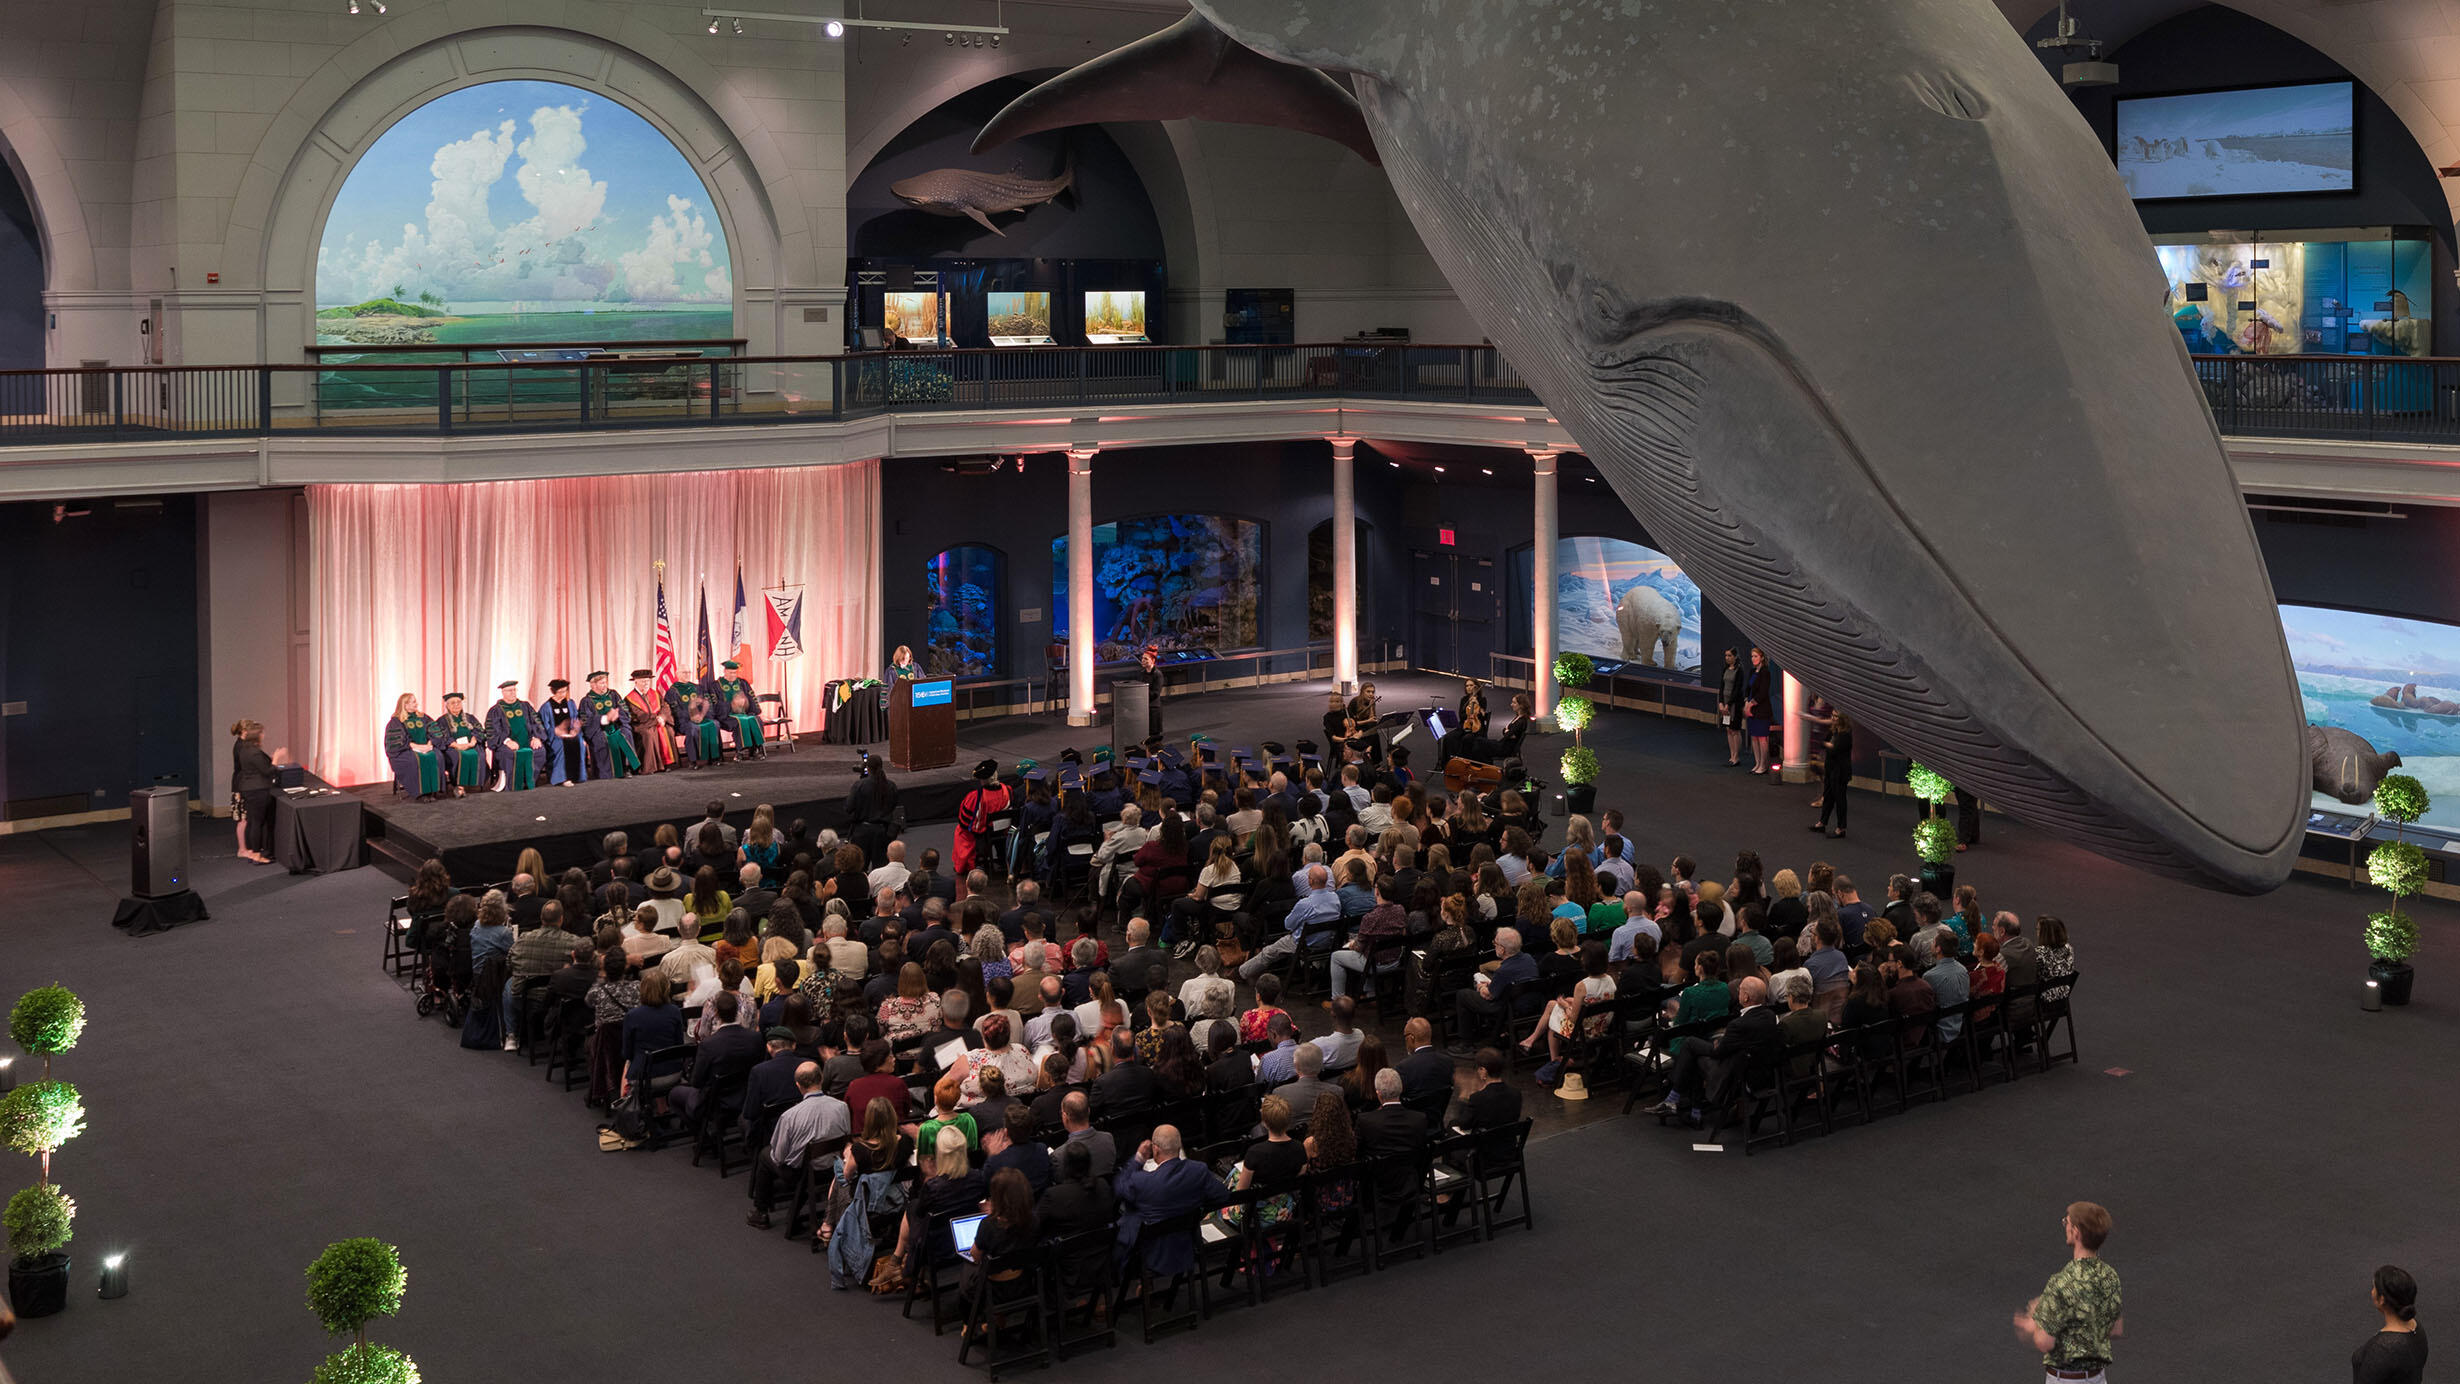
[2014,1200,2123,1381]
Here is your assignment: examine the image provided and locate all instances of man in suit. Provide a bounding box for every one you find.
[672,992,765,1122]
[999,882,1053,950]
[1994,911,2041,1028]
[586,832,631,890]
[1091,1032,1164,1122]
[1446,1047,1524,1131]
[1451,926,1538,1054]
[1059,1091,1117,1181]
[1882,873,1918,938]
[1112,1124,1228,1272]
[1113,919,1166,1001]
[698,800,739,851]
[1353,1068,1433,1216]
[1263,1042,1340,1130]
[739,1029,808,1128]
[1395,1018,1454,1109]
[1688,976,1782,1127]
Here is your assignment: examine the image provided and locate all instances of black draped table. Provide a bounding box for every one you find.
[273,791,365,874]
[823,679,887,745]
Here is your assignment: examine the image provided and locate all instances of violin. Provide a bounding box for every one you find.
[1461,684,1488,735]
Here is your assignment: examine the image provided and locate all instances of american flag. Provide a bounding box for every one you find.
[652,567,679,694]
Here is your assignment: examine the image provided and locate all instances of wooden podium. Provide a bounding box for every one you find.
[889,677,956,772]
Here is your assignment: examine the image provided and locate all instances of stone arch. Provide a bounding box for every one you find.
[237,11,810,363]
[1999,0,2460,216]
[0,77,97,310]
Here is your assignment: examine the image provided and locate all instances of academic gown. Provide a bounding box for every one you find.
[485,699,543,790]
[625,687,676,772]
[581,690,640,780]
[436,711,487,789]
[680,687,724,765]
[540,696,590,785]
[713,674,763,752]
[385,712,444,797]
[954,778,1012,877]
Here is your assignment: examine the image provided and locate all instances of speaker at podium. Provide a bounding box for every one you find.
[889,677,956,772]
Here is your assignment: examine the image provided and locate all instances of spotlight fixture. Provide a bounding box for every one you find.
[824,19,844,37]
[1433,466,1446,474]
[348,0,359,12]
[0,1056,13,1092]
[1481,468,1493,475]
[708,18,720,31]
[945,31,955,43]
[98,1253,128,1300]
[731,18,743,33]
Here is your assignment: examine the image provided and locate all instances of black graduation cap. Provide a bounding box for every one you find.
[974,759,999,779]
[1197,744,1219,762]
[1059,747,1084,765]
[586,670,609,681]
[1260,741,1287,757]
[442,691,465,702]
[496,680,518,690]
[1270,755,1296,776]
[629,669,653,681]
[548,679,570,691]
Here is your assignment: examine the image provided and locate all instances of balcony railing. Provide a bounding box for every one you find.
[0,343,1541,445]
[2191,353,2460,444]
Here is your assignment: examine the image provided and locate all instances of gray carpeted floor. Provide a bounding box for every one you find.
[1,682,2454,1383]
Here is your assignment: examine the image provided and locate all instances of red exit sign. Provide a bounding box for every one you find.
[1438,528,1455,546]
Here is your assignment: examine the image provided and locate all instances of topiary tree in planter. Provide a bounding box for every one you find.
[1906,762,1954,812]
[1560,745,1601,815]
[1553,652,1594,691]
[0,1081,84,1186]
[10,985,84,1082]
[1914,815,1958,898]
[2364,773,2430,1006]
[308,1238,416,1383]
[1554,693,1595,746]
[4,1185,73,1262]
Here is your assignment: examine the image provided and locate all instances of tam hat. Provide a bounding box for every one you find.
[1058,747,1083,765]
[1092,746,1114,764]
[973,759,999,779]
[497,680,518,690]
[630,669,654,681]
[722,660,741,670]
[549,678,570,691]
[587,670,609,681]
[442,691,465,702]
[646,866,682,896]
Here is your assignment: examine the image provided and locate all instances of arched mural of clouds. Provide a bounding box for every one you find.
[317,80,732,343]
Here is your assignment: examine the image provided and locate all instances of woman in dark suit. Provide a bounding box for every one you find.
[1717,648,1744,766]
[1741,647,1774,776]
[229,719,286,865]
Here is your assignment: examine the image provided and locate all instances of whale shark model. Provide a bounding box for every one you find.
[979,0,2306,891]
[889,159,1074,235]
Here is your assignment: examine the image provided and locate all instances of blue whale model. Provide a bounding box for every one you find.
[980,0,2306,891]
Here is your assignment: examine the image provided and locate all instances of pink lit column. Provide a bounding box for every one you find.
[1530,450,1558,716]
[1331,436,1359,693]
[1067,447,1098,727]
[1781,671,1811,783]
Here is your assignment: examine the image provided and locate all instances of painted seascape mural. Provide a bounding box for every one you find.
[1517,536,1703,674]
[924,545,1003,677]
[318,81,733,346]
[1053,514,1262,661]
[2284,603,2460,833]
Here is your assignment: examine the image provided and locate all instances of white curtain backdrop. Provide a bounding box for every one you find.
[308,462,881,786]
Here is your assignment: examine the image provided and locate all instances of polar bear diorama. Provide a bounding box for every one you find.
[1617,586,1682,668]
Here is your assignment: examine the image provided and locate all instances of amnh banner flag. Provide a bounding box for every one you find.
[765,585,805,659]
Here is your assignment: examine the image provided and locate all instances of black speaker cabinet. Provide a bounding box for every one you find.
[131,786,190,898]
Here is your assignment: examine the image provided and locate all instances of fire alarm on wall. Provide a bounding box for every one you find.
[205,272,219,283]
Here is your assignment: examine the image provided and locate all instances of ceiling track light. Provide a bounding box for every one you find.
[699,6,1008,43]
[731,17,743,32]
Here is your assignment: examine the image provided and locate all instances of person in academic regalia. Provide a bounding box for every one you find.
[486,681,545,791]
[435,692,486,796]
[580,671,639,781]
[384,692,445,800]
[623,670,676,773]
[539,679,590,787]
[682,687,725,766]
[954,759,1012,879]
[712,660,763,755]
[663,675,702,759]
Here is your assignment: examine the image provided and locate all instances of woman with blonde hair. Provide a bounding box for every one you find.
[1550,815,1596,879]
[1767,867,1809,939]
[384,693,444,800]
[753,934,805,1001]
[229,718,287,864]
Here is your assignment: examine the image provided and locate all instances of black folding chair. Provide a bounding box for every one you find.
[689,1069,754,1175]
[544,996,593,1091]
[904,1210,966,1333]
[1041,1227,1120,1360]
[2035,973,2080,1070]
[1126,1209,1209,1342]
[1364,1146,1437,1268]
[1466,1118,1534,1238]
[958,1243,1053,1379]
[1301,1168,1371,1285]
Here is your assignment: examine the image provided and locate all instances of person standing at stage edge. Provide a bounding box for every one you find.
[2012,1201,2122,1384]
[955,760,1011,883]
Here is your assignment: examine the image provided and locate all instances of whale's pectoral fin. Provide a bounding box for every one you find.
[973,10,1379,166]
[964,206,1004,236]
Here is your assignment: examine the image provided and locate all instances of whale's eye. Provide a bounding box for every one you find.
[1909,71,1989,122]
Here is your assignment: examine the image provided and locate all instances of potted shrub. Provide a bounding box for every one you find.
[1560,745,1601,816]
[1555,693,1595,748]
[2364,774,2430,1006]
[9,986,84,1082]
[4,1183,73,1318]
[307,1238,418,1384]
[1913,816,1957,899]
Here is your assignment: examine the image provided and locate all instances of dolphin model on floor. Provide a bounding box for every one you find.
[888,158,1074,235]
[977,0,2307,891]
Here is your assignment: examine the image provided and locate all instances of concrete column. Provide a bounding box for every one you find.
[1781,670,1812,783]
[1330,436,1359,693]
[1067,448,1098,727]
[1530,450,1559,716]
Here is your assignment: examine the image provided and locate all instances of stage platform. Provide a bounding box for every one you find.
[358,671,1469,880]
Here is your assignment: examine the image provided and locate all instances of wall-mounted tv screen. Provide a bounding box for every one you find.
[1084,290,1148,344]
[882,291,941,345]
[2282,602,2460,834]
[2116,81,2354,200]
[988,291,1054,346]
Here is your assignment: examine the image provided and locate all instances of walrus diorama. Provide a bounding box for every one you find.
[2309,725,2404,805]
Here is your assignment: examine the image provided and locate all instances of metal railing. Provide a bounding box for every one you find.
[1486,650,1720,724]
[2190,353,2460,444]
[0,343,1539,446]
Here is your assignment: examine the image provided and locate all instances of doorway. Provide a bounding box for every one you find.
[1410,547,1497,676]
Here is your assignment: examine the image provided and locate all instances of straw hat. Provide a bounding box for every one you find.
[1555,1071,1589,1101]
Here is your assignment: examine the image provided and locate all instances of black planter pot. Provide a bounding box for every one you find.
[1565,782,1597,816]
[2370,960,2416,1007]
[1918,861,1956,898]
[9,1251,69,1318]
